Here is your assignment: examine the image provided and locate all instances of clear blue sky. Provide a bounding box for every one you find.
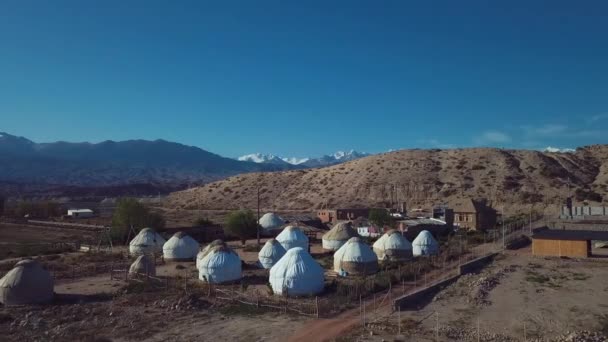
[1,1,607,158]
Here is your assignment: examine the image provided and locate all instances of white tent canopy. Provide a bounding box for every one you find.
[333,237,378,276]
[129,255,156,277]
[163,232,200,261]
[0,259,54,305]
[412,230,439,256]
[258,239,286,269]
[322,221,359,251]
[259,213,285,234]
[372,229,413,261]
[276,226,309,251]
[129,228,166,256]
[198,245,242,284]
[269,247,324,296]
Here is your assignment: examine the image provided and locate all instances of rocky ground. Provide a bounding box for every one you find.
[339,252,608,341]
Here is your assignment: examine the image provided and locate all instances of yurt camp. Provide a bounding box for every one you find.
[372,229,413,261]
[163,232,200,262]
[333,237,378,276]
[258,212,285,235]
[0,259,54,306]
[258,238,286,269]
[198,244,242,284]
[269,247,324,296]
[129,255,156,277]
[412,230,439,256]
[322,221,359,251]
[196,239,225,269]
[129,228,166,256]
[276,225,309,251]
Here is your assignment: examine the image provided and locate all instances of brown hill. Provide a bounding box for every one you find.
[166,145,608,214]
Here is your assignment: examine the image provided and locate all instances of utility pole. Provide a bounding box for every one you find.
[501,206,505,249]
[256,186,260,246]
[529,205,532,234]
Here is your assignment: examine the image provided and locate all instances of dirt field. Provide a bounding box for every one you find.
[339,249,608,341]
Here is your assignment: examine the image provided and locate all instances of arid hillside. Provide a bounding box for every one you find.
[166,145,608,214]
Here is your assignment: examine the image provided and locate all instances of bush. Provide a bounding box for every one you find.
[224,210,258,245]
[111,198,165,243]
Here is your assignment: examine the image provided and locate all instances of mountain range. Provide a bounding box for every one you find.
[237,150,370,167]
[167,145,608,215]
[0,132,288,190]
[0,132,368,196]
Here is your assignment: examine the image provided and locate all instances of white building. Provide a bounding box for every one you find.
[67,209,94,218]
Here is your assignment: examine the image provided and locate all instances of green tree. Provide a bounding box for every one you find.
[368,208,394,229]
[111,198,165,242]
[194,217,214,226]
[224,210,258,245]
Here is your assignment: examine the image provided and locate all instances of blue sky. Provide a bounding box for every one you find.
[1,1,607,158]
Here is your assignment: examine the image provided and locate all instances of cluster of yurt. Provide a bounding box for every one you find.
[258,239,286,269]
[322,221,358,251]
[276,225,309,251]
[162,232,200,262]
[258,212,285,235]
[373,229,413,261]
[333,237,378,276]
[129,228,166,256]
[198,240,242,284]
[0,259,54,306]
[412,230,439,256]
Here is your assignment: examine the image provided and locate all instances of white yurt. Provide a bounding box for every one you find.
[259,212,285,235]
[276,226,309,251]
[129,255,156,277]
[129,228,166,256]
[163,232,200,261]
[0,259,54,305]
[372,229,413,261]
[198,245,242,284]
[322,221,359,251]
[196,239,225,269]
[258,238,287,269]
[269,247,324,296]
[333,237,378,276]
[412,230,439,256]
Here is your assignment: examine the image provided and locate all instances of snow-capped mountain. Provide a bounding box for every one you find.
[237,153,292,166]
[281,157,310,165]
[543,146,576,153]
[237,150,371,168]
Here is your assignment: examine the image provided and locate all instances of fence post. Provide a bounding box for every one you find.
[72,265,75,280]
[110,262,114,280]
[360,295,363,327]
[398,306,401,335]
[315,296,319,318]
[124,266,128,281]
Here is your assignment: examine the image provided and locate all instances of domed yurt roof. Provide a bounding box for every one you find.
[412,230,439,256]
[333,237,378,276]
[0,259,54,305]
[372,229,413,261]
[259,213,285,232]
[196,239,226,269]
[198,245,242,284]
[129,255,156,277]
[129,228,166,256]
[258,239,286,269]
[163,232,200,261]
[269,247,324,296]
[276,226,309,251]
[322,221,359,251]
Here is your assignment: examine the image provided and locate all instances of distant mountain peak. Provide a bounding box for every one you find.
[238,150,370,167]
